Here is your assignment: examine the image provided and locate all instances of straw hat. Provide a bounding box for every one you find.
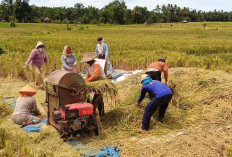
[80,52,97,63]
[35,41,45,49]
[19,85,36,96]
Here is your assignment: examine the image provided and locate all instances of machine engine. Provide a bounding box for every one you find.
[53,103,98,140]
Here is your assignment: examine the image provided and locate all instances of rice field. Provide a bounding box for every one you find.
[0,22,232,156]
[0,22,232,81]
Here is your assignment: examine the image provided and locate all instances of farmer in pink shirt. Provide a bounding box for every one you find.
[24,41,48,89]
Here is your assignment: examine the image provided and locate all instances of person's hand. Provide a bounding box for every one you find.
[24,64,28,68]
[36,110,42,116]
[46,64,50,69]
[135,102,140,107]
[69,67,73,71]
[31,110,41,116]
[85,79,90,82]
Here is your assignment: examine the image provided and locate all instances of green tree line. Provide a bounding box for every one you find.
[1,0,232,24]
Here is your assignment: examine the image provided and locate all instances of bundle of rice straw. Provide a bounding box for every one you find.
[86,78,118,101]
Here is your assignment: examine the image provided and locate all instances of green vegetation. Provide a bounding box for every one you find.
[228,147,232,157]
[0,22,232,81]
[1,0,232,24]
[0,20,232,157]
[9,16,16,27]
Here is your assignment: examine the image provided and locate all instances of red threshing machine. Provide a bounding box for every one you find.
[44,70,98,141]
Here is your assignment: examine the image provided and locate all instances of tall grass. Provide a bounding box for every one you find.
[0,127,56,157]
[0,97,13,124]
[228,147,232,157]
[0,22,232,80]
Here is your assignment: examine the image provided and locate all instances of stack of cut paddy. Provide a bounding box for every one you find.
[86,78,118,98]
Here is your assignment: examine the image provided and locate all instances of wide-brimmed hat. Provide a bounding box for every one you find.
[80,52,97,63]
[35,41,45,49]
[19,85,36,96]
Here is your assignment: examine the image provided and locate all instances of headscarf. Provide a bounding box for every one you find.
[63,45,73,59]
[142,77,152,85]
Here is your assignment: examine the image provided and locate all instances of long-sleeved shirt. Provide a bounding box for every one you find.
[138,80,172,103]
[12,96,38,124]
[85,60,106,82]
[25,49,48,69]
[95,43,109,60]
[61,55,77,71]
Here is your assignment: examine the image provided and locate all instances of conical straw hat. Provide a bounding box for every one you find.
[80,52,97,63]
[19,85,36,96]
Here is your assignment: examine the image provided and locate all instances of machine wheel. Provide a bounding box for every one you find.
[90,114,99,136]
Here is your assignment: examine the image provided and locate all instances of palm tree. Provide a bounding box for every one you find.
[1,0,16,15]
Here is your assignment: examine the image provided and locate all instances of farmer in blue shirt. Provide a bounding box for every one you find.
[135,74,173,131]
[95,37,109,75]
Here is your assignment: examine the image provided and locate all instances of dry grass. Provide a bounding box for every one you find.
[0,67,232,156]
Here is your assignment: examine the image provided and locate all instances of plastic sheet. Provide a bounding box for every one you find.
[2,97,17,108]
[22,124,42,132]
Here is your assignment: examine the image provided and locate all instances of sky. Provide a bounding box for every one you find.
[29,0,232,12]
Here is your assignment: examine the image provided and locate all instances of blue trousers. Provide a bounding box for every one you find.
[142,94,172,130]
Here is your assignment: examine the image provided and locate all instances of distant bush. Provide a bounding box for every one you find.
[34,19,42,23]
[97,23,105,26]
[106,23,112,26]
[78,24,84,30]
[52,20,61,24]
[10,16,16,27]
[91,19,97,24]
[64,19,71,30]
[203,23,207,28]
